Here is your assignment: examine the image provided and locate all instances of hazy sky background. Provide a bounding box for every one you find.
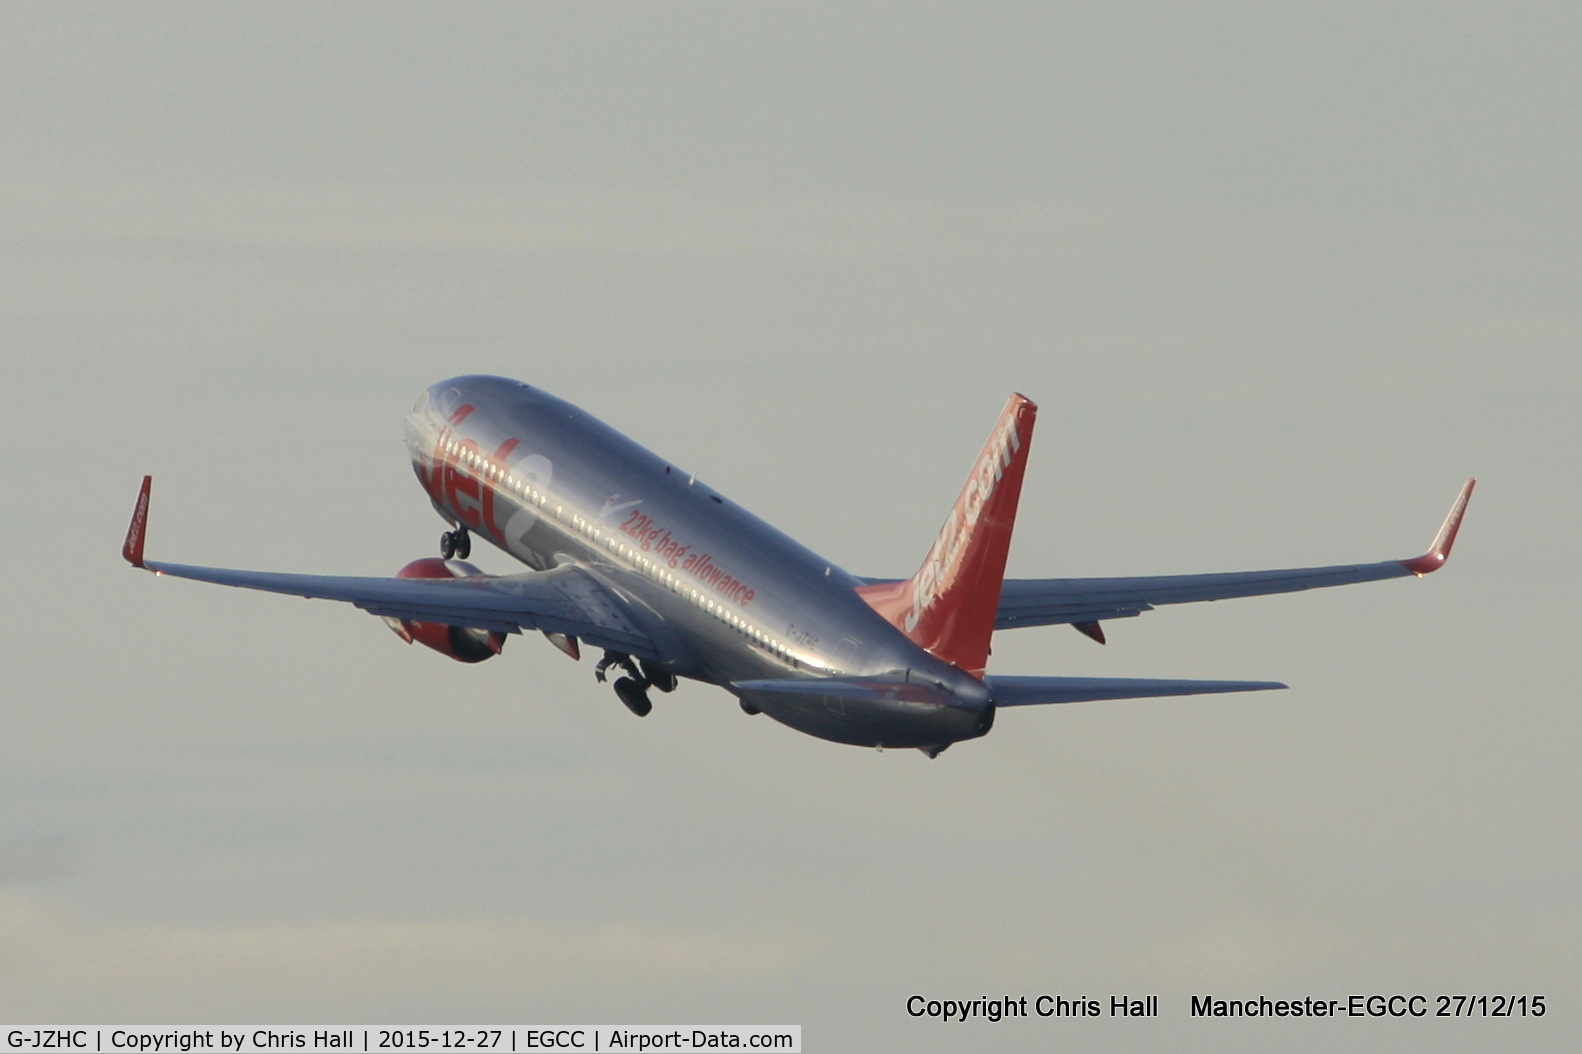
[2,4,1577,1050]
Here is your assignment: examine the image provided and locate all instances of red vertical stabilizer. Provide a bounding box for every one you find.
[855,394,1037,678]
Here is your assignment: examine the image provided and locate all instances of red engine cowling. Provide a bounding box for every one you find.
[383,558,506,663]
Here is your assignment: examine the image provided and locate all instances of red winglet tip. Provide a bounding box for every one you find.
[122,475,152,569]
[1400,478,1475,576]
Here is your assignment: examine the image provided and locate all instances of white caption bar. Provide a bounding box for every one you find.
[3,1030,800,1054]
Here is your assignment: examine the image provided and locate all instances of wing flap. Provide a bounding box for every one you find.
[354,605,529,637]
[986,675,1286,706]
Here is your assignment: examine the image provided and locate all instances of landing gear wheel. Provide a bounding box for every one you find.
[439,527,471,560]
[614,677,652,717]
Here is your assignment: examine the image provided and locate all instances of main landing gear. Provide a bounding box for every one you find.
[594,651,676,718]
[613,677,652,718]
[440,526,471,560]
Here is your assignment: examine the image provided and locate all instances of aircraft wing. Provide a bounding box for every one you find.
[994,479,1475,640]
[985,675,1286,706]
[120,477,659,660]
[731,675,1286,711]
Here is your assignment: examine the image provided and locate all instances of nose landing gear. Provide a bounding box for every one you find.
[439,526,471,560]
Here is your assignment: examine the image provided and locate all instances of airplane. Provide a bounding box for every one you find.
[121,376,1474,758]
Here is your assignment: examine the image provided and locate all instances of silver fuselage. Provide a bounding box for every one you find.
[404,376,991,748]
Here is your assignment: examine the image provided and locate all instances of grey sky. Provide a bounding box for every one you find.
[1,4,1577,1050]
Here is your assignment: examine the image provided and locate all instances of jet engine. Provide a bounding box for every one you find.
[382,557,506,663]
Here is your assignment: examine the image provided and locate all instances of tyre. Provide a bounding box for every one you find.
[614,677,652,717]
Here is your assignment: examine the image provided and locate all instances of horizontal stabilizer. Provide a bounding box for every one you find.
[986,675,1286,707]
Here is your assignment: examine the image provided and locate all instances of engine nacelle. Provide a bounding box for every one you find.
[383,558,506,663]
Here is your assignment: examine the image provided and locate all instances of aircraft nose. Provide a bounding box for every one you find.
[428,384,467,420]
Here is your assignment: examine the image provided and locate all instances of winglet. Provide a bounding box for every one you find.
[122,475,152,568]
[1400,478,1475,576]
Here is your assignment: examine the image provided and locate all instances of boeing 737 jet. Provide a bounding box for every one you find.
[122,376,1473,757]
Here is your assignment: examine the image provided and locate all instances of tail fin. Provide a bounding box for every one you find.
[856,394,1037,678]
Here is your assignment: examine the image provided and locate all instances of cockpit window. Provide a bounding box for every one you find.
[432,386,465,420]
